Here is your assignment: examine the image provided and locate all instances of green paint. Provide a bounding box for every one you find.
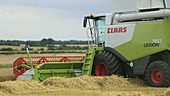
[32,47,104,81]
[82,47,96,75]
[26,47,33,69]
[33,62,83,81]
[16,63,31,69]
[115,17,170,61]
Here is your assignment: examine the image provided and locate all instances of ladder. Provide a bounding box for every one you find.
[82,47,96,76]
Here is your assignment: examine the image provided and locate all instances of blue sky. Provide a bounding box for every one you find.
[0,0,110,40]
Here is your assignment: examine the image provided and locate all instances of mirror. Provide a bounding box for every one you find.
[83,17,87,28]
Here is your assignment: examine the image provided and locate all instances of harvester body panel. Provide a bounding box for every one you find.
[106,18,170,61]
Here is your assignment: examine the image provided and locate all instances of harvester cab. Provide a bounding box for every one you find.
[83,14,106,46]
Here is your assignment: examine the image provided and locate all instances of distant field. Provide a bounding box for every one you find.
[0,44,88,51]
[0,45,86,55]
[0,45,48,51]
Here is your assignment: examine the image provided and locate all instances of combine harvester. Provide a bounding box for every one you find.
[13,0,170,87]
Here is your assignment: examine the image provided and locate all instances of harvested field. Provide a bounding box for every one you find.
[0,75,169,96]
[0,68,14,82]
[43,76,135,89]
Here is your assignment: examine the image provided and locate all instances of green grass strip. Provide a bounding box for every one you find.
[0,65,12,69]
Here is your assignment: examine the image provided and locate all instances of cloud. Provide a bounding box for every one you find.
[0,0,110,18]
[0,0,110,40]
[0,5,42,22]
[0,4,87,40]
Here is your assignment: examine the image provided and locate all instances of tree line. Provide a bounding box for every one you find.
[0,38,88,46]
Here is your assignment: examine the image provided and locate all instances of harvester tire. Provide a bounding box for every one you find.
[145,61,170,87]
[92,51,123,76]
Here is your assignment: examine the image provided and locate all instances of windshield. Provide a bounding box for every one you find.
[166,0,170,8]
[85,16,106,46]
[96,17,105,45]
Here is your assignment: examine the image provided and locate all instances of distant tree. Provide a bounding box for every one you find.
[47,46,55,50]
[47,38,55,44]
[0,39,88,47]
[21,48,33,51]
[0,48,14,51]
[41,38,47,42]
[40,38,55,46]
[40,48,44,51]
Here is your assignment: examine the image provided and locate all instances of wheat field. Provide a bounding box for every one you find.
[0,74,169,96]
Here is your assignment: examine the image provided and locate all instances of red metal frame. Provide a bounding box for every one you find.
[13,57,28,77]
[13,56,85,77]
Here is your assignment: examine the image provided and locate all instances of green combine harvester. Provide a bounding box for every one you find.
[13,0,170,87]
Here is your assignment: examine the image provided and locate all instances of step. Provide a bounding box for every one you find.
[86,52,93,54]
[82,48,96,76]
[84,63,90,65]
[83,68,90,71]
[85,58,92,60]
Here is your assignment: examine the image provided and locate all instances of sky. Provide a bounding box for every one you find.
[0,0,170,41]
[0,0,110,41]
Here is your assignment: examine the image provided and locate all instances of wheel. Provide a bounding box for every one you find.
[92,51,124,76]
[145,61,170,87]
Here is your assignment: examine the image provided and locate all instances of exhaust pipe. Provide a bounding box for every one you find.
[114,9,170,22]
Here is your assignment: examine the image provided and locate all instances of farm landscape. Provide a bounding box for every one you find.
[1,0,170,96]
[0,53,170,96]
